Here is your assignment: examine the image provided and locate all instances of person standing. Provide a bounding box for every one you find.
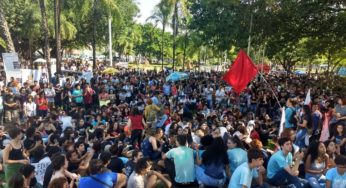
[23,96,36,119]
[285,98,298,129]
[83,84,94,110]
[4,89,19,123]
[44,83,56,108]
[36,92,48,118]
[127,107,146,148]
[72,84,83,107]
[0,90,3,125]
[144,98,160,129]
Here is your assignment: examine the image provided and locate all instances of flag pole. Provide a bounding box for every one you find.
[247,13,253,55]
[258,71,282,109]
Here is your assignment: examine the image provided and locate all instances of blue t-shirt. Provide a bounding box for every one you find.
[227,148,248,173]
[267,150,293,179]
[163,84,171,96]
[166,146,195,183]
[72,89,83,103]
[326,167,346,188]
[228,162,258,188]
[285,107,296,128]
[79,172,118,188]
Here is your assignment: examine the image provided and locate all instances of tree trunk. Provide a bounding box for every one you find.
[182,31,188,71]
[54,0,62,74]
[172,3,178,72]
[29,37,33,64]
[92,0,97,71]
[39,0,52,80]
[161,25,165,71]
[0,1,15,52]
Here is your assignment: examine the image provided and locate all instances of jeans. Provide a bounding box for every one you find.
[267,169,308,188]
[206,99,212,109]
[131,129,143,148]
[4,109,19,123]
[0,109,3,125]
[195,165,225,188]
[250,104,257,113]
[305,173,326,188]
[295,128,307,148]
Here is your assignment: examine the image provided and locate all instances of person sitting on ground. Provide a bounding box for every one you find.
[125,149,143,178]
[48,177,69,188]
[141,128,164,161]
[227,136,248,174]
[266,137,307,188]
[127,158,171,188]
[326,155,346,188]
[78,159,126,188]
[228,148,267,188]
[304,141,329,188]
[8,173,25,188]
[162,134,195,186]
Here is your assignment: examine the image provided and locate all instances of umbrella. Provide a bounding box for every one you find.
[34,58,47,63]
[102,67,118,74]
[166,72,189,82]
[294,70,306,75]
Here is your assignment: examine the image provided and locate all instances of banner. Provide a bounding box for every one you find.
[2,53,22,83]
[2,52,20,71]
[32,157,51,185]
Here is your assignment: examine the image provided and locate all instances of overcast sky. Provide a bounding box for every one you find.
[135,0,160,24]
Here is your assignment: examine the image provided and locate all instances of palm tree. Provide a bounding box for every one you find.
[54,0,62,74]
[155,0,188,71]
[0,37,5,49]
[0,1,15,52]
[39,0,52,79]
[148,1,172,71]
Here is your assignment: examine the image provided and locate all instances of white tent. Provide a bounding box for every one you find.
[33,58,46,63]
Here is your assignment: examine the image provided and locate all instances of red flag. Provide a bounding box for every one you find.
[223,49,258,94]
[257,63,271,74]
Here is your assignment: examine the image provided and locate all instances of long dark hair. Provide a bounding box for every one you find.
[302,105,312,128]
[8,173,24,188]
[202,137,228,165]
[304,141,325,164]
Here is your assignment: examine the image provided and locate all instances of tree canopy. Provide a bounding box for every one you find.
[0,0,345,72]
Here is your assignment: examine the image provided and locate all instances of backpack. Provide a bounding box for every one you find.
[146,106,157,122]
[288,107,297,125]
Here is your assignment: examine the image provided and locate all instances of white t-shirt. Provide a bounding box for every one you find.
[32,157,51,185]
[59,116,72,131]
[24,102,36,117]
[127,172,146,188]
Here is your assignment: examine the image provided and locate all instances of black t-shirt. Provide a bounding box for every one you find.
[107,156,124,173]
[4,94,17,110]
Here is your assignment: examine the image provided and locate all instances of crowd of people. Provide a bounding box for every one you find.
[0,69,345,188]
